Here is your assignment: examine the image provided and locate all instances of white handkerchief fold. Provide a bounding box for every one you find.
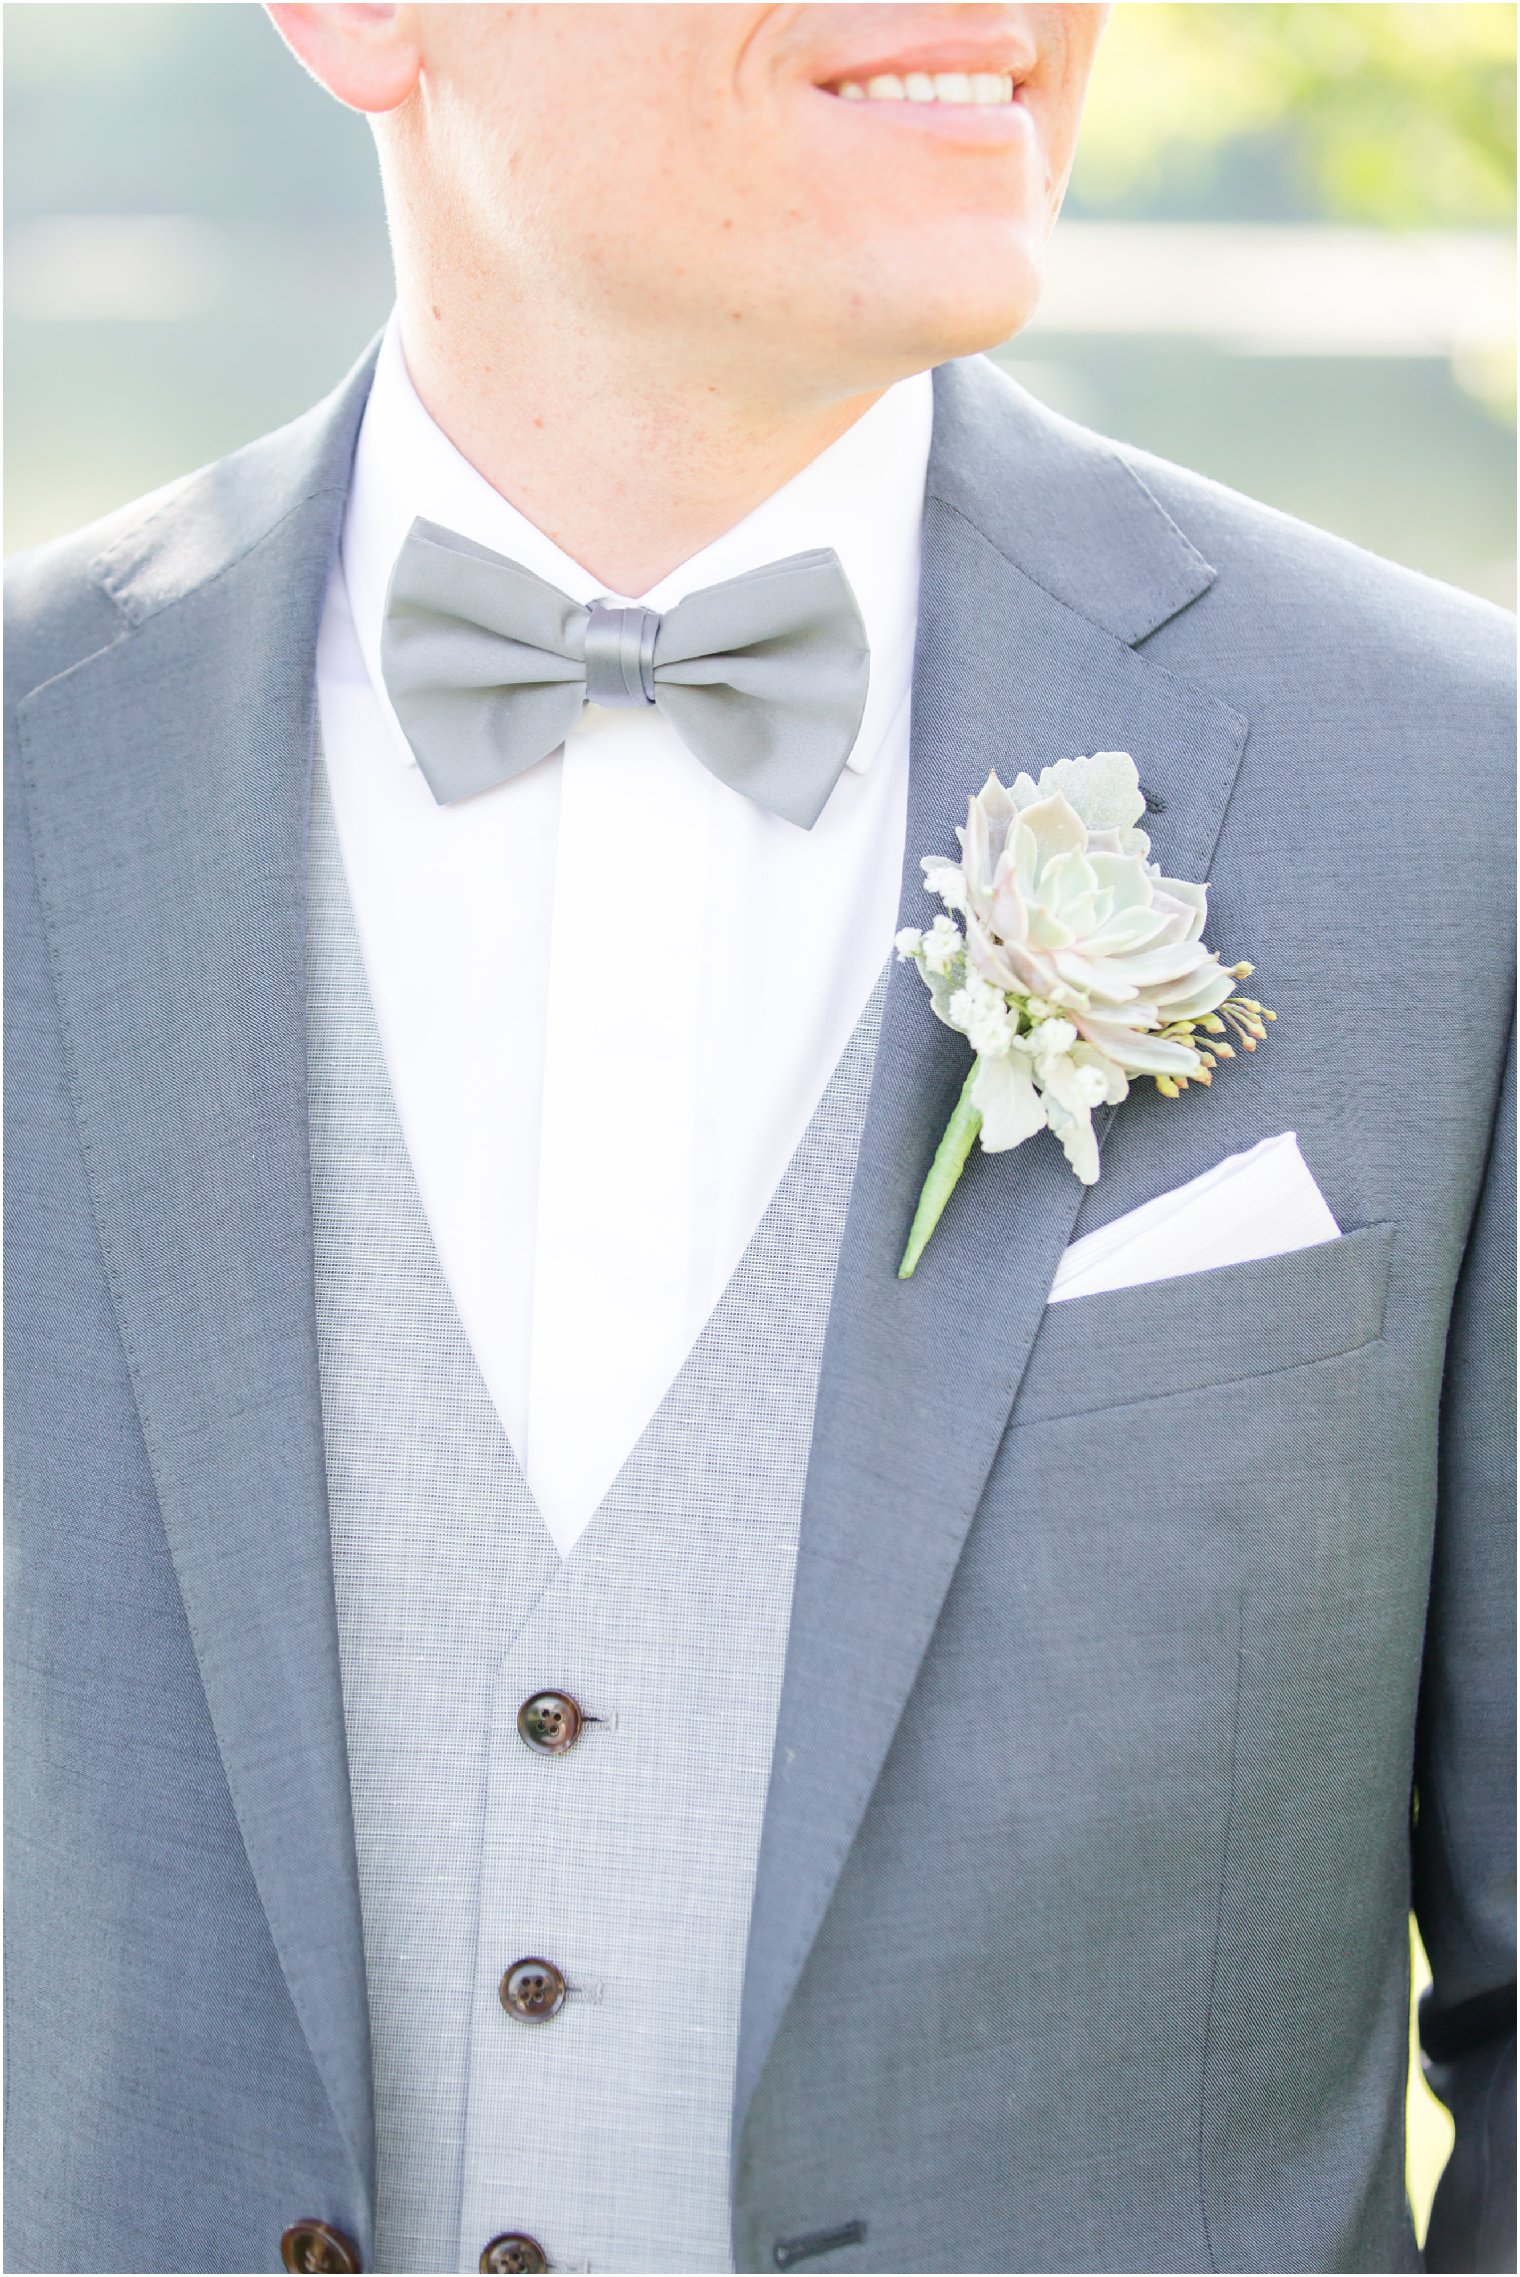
[1048,1132,1340,1305]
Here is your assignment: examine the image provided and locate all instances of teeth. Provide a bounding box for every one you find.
[834,70,1015,105]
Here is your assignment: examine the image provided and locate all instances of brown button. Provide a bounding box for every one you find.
[517,1691,584,1754]
[479,2236,549,2275]
[499,1956,568,2022]
[280,2221,361,2274]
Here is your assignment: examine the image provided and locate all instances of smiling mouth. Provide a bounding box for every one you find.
[822,70,1020,107]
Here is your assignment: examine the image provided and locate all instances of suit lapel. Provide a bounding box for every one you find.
[736,356,1250,2132]
[17,350,380,2203]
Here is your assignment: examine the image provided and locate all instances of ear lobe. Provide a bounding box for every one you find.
[264,2,421,114]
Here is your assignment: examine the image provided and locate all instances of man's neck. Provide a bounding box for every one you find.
[394,292,889,599]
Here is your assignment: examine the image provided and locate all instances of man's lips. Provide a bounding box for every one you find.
[808,28,1037,95]
[805,34,1036,134]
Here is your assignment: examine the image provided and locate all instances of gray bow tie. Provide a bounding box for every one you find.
[380,518,871,830]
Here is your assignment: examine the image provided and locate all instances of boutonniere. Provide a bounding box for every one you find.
[893,751,1273,1278]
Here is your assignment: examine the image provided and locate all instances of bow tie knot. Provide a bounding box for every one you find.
[380,518,870,829]
[582,599,660,709]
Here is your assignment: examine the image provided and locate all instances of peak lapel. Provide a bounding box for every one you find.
[17,348,380,2200]
[736,357,1250,2134]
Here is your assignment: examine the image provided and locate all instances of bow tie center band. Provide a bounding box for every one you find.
[380,517,871,830]
[582,600,661,709]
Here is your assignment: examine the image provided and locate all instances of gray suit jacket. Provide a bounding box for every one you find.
[7,346,1514,2276]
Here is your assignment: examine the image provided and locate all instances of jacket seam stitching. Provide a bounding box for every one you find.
[12,483,349,723]
[90,478,352,626]
[1111,447,1217,583]
[92,471,352,628]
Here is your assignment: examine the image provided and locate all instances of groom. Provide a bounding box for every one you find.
[7,6,1513,2273]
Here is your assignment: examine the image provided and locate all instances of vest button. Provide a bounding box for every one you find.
[499,1956,568,2022]
[280,2221,361,2273]
[517,1691,584,1754]
[480,2234,549,2273]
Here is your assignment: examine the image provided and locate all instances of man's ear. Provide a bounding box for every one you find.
[264,3,422,114]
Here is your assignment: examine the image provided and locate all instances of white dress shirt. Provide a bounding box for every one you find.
[316,319,932,1553]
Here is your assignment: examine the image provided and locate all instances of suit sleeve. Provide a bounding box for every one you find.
[1414,1020,1516,2275]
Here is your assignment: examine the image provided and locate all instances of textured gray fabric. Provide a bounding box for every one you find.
[382,520,870,826]
[7,340,1513,2275]
[309,755,883,2273]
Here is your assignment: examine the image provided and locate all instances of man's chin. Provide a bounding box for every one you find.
[824,231,1045,370]
[926,298,1042,365]
[835,286,1043,380]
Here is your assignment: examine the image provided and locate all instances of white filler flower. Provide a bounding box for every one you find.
[895,751,1273,1277]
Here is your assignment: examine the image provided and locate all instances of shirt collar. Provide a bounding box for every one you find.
[340,314,933,778]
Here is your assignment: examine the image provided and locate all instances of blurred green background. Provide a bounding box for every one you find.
[3,0,1507,2236]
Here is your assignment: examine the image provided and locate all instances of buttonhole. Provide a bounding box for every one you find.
[772,2220,867,2270]
[566,1979,603,2005]
[1141,785,1166,813]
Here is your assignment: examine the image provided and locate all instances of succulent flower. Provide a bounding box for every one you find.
[894,751,1272,1276]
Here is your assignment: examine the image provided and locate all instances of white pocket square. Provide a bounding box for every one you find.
[1048,1132,1341,1305]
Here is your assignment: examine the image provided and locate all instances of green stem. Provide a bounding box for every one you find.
[897,1063,983,1279]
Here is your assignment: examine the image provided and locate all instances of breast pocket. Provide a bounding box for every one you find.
[1012,1220,1395,1429]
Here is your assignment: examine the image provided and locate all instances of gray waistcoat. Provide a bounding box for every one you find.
[307,760,883,2276]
